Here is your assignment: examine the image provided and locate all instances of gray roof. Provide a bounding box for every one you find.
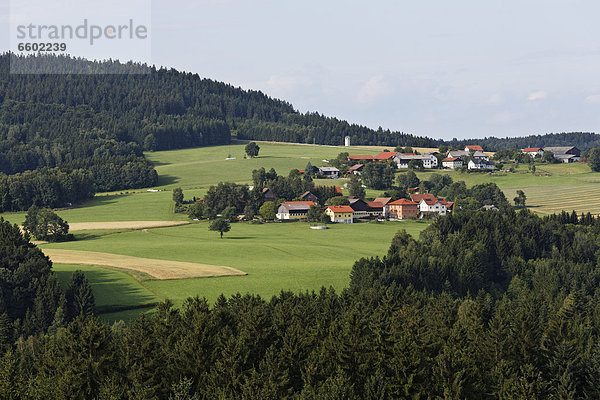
[279,203,311,211]
[395,154,435,161]
[318,167,339,172]
[554,154,577,160]
[470,159,495,165]
[447,150,469,158]
[543,146,576,154]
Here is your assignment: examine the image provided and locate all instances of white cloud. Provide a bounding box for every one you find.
[527,90,548,101]
[585,94,600,103]
[356,75,392,105]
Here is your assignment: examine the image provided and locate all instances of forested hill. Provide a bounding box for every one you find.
[1,53,436,150]
[446,132,600,151]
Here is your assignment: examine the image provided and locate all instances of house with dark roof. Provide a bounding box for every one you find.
[347,164,364,175]
[543,146,581,163]
[276,201,315,220]
[300,191,319,204]
[468,158,495,170]
[348,198,372,219]
[442,157,463,169]
[317,166,340,179]
[262,188,276,202]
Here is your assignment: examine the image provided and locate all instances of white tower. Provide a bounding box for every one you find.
[344,136,351,147]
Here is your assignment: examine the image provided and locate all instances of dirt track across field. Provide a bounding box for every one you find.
[42,249,246,280]
[68,221,190,231]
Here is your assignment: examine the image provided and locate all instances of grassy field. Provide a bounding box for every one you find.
[41,220,428,306]
[4,142,600,322]
[53,264,160,323]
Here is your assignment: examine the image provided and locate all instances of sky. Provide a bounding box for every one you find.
[2,0,600,140]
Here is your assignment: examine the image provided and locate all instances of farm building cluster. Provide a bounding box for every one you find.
[274,192,453,224]
[317,145,582,179]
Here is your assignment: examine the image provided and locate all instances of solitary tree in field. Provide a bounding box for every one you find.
[209,219,231,239]
[23,206,72,242]
[514,190,527,207]
[245,142,260,158]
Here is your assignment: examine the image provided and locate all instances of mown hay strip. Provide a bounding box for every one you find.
[68,221,191,231]
[42,249,246,280]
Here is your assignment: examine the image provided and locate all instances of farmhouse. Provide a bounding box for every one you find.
[387,198,419,219]
[543,146,581,163]
[300,191,319,203]
[347,164,364,175]
[442,157,463,169]
[325,205,354,223]
[468,159,495,170]
[522,147,543,157]
[348,198,372,219]
[410,193,453,216]
[369,197,392,218]
[317,166,340,179]
[276,201,315,220]
[393,153,438,169]
[464,145,484,152]
[348,155,374,162]
[448,150,489,161]
[262,188,276,202]
[374,151,398,161]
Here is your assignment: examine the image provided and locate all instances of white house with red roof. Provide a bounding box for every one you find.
[464,145,484,152]
[374,151,398,161]
[522,147,543,157]
[410,193,453,216]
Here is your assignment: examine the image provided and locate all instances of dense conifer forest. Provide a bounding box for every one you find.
[3,209,600,398]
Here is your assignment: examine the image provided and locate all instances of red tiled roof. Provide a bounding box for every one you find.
[465,145,484,151]
[347,164,364,171]
[298,169,305,173]
[326,205,354,213]
[442,157,459,162]
[262,188,271,193]
[367,202,384,208]
[348,155,374,160]
[283,201,315,206]
[389,198,418,206]
[522,147,542,152]
[374,152,398,160]
[410,193,437,203]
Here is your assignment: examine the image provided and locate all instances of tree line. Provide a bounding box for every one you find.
[4,209,600,397]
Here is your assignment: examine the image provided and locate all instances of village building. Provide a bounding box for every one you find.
[393,153,438,169]
[464,145,484,152]
[325,205,354,223]
[447,150,489,160]
[276,201,315,220]
[410,193,453,216]
[522,147,544,157]
[386,198,419,219]
[347,155,374,162]
[348,198,372,219]
[347,164,364,175]
[374,151,398,161]
[543,146,581,163]
[317,166,340,179]
[370,197,392,218]
[262,188,276,202]
[441,157,463,169]
[300,191,319,204]
[468,158,495,170]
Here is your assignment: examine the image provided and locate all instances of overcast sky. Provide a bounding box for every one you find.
[2,0,600,140]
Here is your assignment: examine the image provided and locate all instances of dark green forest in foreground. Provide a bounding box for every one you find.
[3,209,600,398]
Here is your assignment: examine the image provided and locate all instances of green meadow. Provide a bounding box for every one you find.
[4,142,600,321]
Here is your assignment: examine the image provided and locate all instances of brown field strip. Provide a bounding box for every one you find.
[42,249,247,280]
[67,221,190,231]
